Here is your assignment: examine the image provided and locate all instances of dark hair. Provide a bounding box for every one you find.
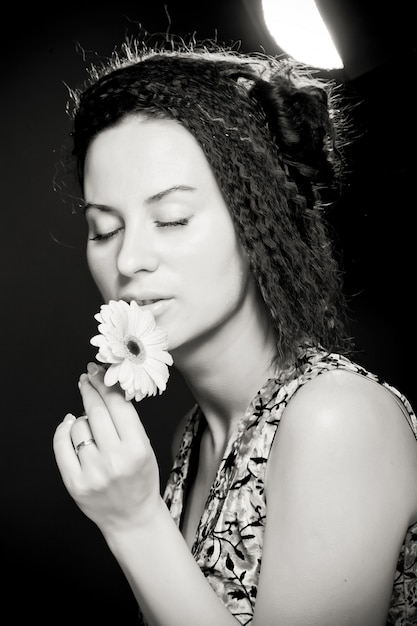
[67,39,353,368]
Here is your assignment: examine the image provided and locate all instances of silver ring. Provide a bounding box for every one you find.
[75,438,96,455]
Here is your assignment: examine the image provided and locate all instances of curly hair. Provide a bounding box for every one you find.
[67,38,353,368]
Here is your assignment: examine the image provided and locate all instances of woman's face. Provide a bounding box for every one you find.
[83,116,261,354]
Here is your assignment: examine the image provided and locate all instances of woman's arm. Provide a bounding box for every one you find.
[253,369,417,626]
[53,364,238,626]
[105,496,238,626]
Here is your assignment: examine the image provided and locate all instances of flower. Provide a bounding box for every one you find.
[90,299,173,402]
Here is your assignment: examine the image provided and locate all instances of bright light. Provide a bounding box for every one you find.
[262,0,343,69]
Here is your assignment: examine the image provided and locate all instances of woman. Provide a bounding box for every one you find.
[53,40,417,625]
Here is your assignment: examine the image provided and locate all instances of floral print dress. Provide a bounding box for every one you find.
[153,348,417,624]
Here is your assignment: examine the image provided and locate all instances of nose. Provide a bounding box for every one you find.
[116,225,159,276]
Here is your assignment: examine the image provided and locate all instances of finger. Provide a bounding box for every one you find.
[77,372,121,447]
[69,414,101,462]
[83,363,148,442]
[70,414,93,447]
[53,413,83,486]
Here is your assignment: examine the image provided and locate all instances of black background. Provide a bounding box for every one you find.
[1,1,415,621]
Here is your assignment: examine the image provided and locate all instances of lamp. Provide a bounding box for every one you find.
[261,0,343,69]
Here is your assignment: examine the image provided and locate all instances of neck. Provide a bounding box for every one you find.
[172,306,278,453]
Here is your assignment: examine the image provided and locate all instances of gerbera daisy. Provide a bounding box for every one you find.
[90,299,173,402]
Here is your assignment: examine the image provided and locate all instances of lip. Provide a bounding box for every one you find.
[137,298,173,316]
[121,295,173,316]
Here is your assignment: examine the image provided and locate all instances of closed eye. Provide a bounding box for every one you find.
[89,227,124,241]
[155,218,190,228]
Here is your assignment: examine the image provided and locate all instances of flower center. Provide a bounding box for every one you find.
[127,339,140,356]
[124,336,146,363]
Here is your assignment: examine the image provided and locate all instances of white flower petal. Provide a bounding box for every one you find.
[90,335,105,348]
[145,348,174,366]
[136,369,158,398]
[144,327,169,346]
[119,359,136,387]
[141,359,170,392]
[98,352,120,364]
[132,307,155,337]
[104,363,122,387]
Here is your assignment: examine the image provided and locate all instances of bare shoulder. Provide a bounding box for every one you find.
[268,367,417,521]
[281,367,415,443]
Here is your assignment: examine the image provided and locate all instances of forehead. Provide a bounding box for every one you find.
[83,116,219,200]
[86,116,204,166]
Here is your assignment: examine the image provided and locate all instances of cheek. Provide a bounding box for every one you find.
[86,249,113,295]
[86,248,99,280]
[195,236,250,300]
[222,240,253,306]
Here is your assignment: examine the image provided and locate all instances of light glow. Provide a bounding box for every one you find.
[262,0,343,69]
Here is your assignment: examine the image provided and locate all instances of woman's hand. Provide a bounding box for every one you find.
[53,362,161,536]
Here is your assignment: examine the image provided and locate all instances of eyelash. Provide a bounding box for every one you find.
[156,218,189,228]
[89,228,123,242]
[89,218,190,241]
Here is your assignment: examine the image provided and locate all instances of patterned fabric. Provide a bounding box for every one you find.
[149,347,417,624]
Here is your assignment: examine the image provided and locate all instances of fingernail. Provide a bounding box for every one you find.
[78,373,89,388]
[87,362,99,376]
[64,413,76,423]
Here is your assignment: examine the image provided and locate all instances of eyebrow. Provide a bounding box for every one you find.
[145,184,196,205]
[83,185,196,214]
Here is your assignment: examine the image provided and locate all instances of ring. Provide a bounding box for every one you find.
[75,438,96,455]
